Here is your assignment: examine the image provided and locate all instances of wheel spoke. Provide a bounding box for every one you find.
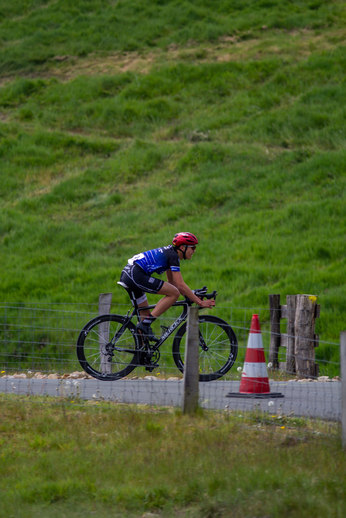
[77,316,138,380]
[173,316,238,381]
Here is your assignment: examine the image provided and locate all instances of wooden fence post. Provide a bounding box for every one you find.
[286,295,296,375]
[269,294,281,368]
[182,306,200,414]
[294,294,317,378]
[341,331,346,449]
[270,293,320,376]
[99,293,113,374]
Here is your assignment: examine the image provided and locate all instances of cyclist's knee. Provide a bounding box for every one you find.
[162,284,179,299]
[170,286,180,300]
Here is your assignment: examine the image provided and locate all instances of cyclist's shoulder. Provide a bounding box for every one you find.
[163,246,180,269]
[161,245,179,259]
[149,245,179,267]
[161,244,176,253]
[149,245,176,256]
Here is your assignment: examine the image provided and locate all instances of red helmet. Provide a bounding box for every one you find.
[172,232,199,247]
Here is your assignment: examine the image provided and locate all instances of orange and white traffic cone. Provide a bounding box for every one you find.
[239,314,270,394]
[226,314,283,399]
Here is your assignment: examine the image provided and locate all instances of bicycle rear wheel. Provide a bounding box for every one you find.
[77,314,140,381]
[172,315,238,382]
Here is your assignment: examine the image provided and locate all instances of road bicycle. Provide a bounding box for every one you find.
[77,282,238,382]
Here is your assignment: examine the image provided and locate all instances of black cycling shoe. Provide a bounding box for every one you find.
[136,321,159,342]
[138,353,159,370]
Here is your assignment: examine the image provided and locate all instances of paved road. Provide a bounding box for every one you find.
[0,378,341,421]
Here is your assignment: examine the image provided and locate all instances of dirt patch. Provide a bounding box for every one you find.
[43,51,158,81]
[2,28,345,84]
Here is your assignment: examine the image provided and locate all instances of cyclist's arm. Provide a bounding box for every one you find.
[169,271,215,308]
[166,269,175,285]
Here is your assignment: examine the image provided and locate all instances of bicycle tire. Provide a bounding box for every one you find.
[172,315,238,382]
[77,314,140,381]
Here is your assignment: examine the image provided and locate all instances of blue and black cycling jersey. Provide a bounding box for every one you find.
[128,245,180,275]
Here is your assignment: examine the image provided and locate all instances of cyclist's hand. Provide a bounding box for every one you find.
[198,298,215,309]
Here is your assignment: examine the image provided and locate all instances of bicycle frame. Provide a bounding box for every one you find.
[77,285,238,382]
[111,298,197,355]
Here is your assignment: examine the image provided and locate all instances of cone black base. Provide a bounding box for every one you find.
[225,392,284,399]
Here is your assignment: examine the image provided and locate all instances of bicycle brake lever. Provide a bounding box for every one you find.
[204,291,217,300]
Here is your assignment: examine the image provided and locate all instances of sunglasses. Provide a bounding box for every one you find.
[187,245,197,250]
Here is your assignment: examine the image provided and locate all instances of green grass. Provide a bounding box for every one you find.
[1,0,346,374]
[0,395,344,517]
[0,0,345,75]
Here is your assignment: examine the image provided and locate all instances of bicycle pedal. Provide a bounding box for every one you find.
[145,363,159,372]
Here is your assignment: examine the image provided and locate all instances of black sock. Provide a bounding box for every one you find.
[142,314,156,326]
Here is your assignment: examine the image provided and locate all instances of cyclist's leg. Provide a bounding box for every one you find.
[120,266,149,320]
[138,298,150,320]
[121,264,179,320]
[151,282,180,318]
[121,264,161,320]
[137,282,179,342]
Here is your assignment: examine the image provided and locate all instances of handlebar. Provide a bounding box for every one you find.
[185,286,218,303]
[203,291,218,300]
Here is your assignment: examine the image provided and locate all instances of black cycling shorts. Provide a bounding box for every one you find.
[120,263,164,303]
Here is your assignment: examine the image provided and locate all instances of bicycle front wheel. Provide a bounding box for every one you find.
[77,314,140,381]
[172,315,238,382]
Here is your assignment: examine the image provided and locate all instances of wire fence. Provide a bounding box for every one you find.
[0,301,342,441]
[0,301,270,375]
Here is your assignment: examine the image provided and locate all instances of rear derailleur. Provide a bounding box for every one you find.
[101,343,115,363]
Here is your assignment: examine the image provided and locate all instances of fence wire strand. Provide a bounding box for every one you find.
[0,301,342,441]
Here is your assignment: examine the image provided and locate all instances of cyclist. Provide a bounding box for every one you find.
[120,232,215,340]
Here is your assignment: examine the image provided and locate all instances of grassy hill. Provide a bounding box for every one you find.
[1,0,346,366]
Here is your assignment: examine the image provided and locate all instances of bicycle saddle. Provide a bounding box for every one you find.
[117,281,136,303]
[117,281,130,290]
